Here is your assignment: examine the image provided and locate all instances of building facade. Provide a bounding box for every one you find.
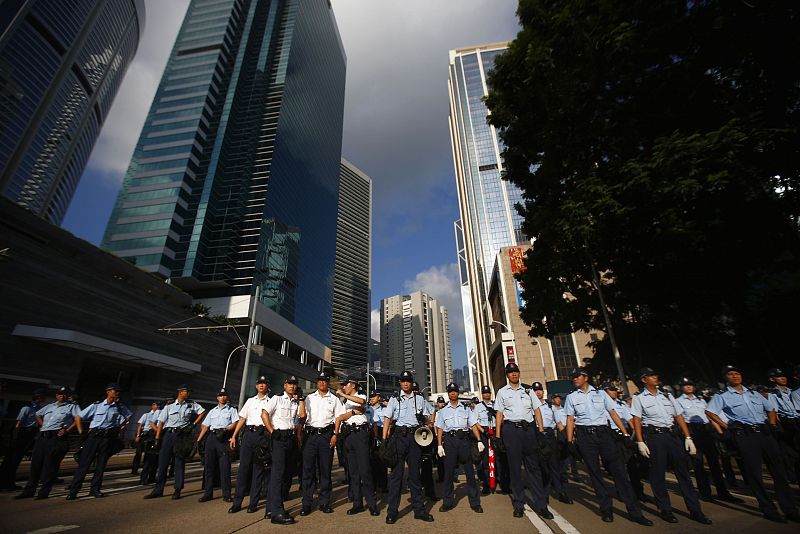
[100,0,345,361]
[449,42,526,391]
[0,0,145,224]
[331,158,372,374]
[380,291,452,393]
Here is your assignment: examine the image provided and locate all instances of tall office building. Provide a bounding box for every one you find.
[449,42,524,390]
[101,0,346,347]
[331,158,372,374]
[380,291,452,393]
[0,0,145,224]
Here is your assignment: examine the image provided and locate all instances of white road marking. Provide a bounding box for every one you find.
[550,506,581,534]
[524,504,556,534]
[26,525,80,534]
[663,474,757,502]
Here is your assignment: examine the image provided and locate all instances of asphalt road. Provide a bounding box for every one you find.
[1,453,799,534]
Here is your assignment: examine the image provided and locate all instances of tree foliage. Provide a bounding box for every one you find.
[486,0,800,382]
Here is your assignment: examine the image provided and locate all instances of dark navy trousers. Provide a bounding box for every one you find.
[441,435,480,508]
[733,429,797,516]
[687,423,727,497]
[344,427,376,509]
[234,428,269,508]
[575,426,642,516]
[68,430,115,494]
[644,431,701,514]
[22,431,70,497]
[202,433,232,498]
[269,430,297,515]
[387,430,425,516]
[153,430,186,494]
[502,423,546,511]
[539,431,564,495]
[302,429,335,508]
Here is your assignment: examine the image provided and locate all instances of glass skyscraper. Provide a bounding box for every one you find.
[331,158,371,374]
[101,0,345,346]
[448,42,526,390]
[0,0,145,224]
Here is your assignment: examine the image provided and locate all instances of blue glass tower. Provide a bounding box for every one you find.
[0,0,145,224]
[101,0,346,346]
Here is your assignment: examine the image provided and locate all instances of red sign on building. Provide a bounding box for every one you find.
[509,247,525,274]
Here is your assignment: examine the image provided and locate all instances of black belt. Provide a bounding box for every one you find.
[730,423,765,434]
[39,430,62,437]
[541,428,555,436]
[306,424,334,435]
[245,425,266,432]
[345,424,369,432]
[688,422,710,429]
[445,429,469,438]
[394,425,419,436]
[575,425,607,434]
[643,425,673,434]
[507,420,533,429]
[89,427,120,436]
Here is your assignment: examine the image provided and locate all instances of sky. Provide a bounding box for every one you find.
[61,0,521,372]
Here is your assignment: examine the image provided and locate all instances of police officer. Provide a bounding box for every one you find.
[132,401,159,478]
[66,383,131,500]
[0,389,46,490]
[766,368,800,485]
[791,365,800,410]
[144,384,204,500]
[434,396,447,483]
[706,365,800,522]
[335,377,379,516]
[630,368,711,524]
[473,385,496,494]
[435,382,483,513]
[382,370,434,524]
[300,371,345,516]
[413,381,438,501]
[367,391,388,494]
[564,368,652,525]
[675,377,741,503]
[15,387,80,499]
[601,382,646,502]
[228,375,271,513]
[197,388,239,503]
[260,375,305,524]
[494,362,552,520]
[534,382,572,504]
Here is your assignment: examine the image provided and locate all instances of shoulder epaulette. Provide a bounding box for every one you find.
[93,400,101,404]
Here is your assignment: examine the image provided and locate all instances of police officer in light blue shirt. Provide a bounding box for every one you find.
[367,391,387,494]
[495,362,551,520]
[706,365,799,522]
[382,370,434,524]
[533,382,572,504]
[146,384,205,500]
[67,383,131,499]
[16,387,80,499]
[473,385,498,494]
[435,382,482,513]
[766,368,800,485]
[197,388,238,503]
[0,389,46,490]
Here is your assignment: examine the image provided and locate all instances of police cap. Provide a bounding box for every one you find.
[56,386,71,395]
[342,376,358,386]
[569,367,589,379]
[399,371,413,382]
[446,382,460,393]
[601,382,618,391]
[315,372,330,382]
[481,385,491,394]
[531,382,544,391]
[369,390,381,398]
[436,396,445,403]
[505,362,520,374]
[256,375,270,384]
[471,396,479,403]
[216,388,229,397]
[105,383,120,391]
[767,368,786,378]
[677,377,694,386]
[721,365,742,377]
[638,367,657,379]
[550,393,562,399]
[285,375,299,384]
[176,384,190,392]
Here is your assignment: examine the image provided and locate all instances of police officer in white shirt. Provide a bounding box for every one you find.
[300,372,345,516]
[335,377,379,516]
[228,375,271,514]
[261,375,305,525]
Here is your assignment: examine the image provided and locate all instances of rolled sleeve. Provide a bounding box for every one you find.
[629,396,643,418]
[706,395,723,417]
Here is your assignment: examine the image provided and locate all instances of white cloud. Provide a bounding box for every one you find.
[403,263,465,342]
[371,308,381,341]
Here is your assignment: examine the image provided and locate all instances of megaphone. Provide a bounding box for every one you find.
[414,426,434,447]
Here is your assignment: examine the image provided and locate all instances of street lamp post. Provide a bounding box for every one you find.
[223,344,246,389]
[237,285,260,409]
[531,338,548,384]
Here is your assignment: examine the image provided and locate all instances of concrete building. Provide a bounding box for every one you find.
[0,0,145,224]
[100,0,346,396]
[380,291,451,393]
[331,159,371,375]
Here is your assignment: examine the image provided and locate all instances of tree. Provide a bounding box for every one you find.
[486,0,800,383]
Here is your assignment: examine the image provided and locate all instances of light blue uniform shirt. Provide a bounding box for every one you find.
[564,386,617,426]
[159,399,205,429]
[434,402,477,432]
[539,402,556,429]
[368,404,384,427]
[137,410,159,432]
[474,401,495,428]
[80,400,132,429]
[553,406,567,427]
[791,388,800,412]
[37,401,79,432]
[769,388,799,419]
[202,404,239,430]
[17,404,39,428]
[630,389,681,428]
[606,398,632,431]
[676,394,710,423]
[386,392,433,427]
[495,384,542,423]
[706,386,773,425]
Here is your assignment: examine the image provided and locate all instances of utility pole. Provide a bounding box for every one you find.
[238,285,260,409]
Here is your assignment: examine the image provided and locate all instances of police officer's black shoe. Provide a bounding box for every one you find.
[385,514,397,524]
[439,504,454,512]
[144,491,162,499]
[658,511,678,523]
[223,496,233,503]
[228,504,241,513]
[265,511,271,519]
[369,506,379,516]
[346,506,365,515]
[171,491,181,500]
[536,508,554,520]
[637,494,654,504]
[13,492,34,499]
[601,511,613,522]
[246,505,258,513]
[689,512,712,525]
[198,494,213,502]
[717,493,743,504]
[763,512,787,523]
[414,513,434,522]
[557,492,573,504]
[66,493,78,501]
[89,490,106,498]
[513,508,524,518]
[630,515,654,526]
[271,513,295,525]
[481,487,490,495]
[472,505,484,513]
[319,505,333,514]
[299,506,312,516]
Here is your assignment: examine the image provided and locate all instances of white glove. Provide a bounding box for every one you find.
[636,441,650,458]
[685,437,696,455]
[477,442,485,453]
[437,445,446,458]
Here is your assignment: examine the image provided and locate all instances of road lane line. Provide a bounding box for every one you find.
[26,525,80,534]
[550,506,581,534]
[524,504,556,534]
